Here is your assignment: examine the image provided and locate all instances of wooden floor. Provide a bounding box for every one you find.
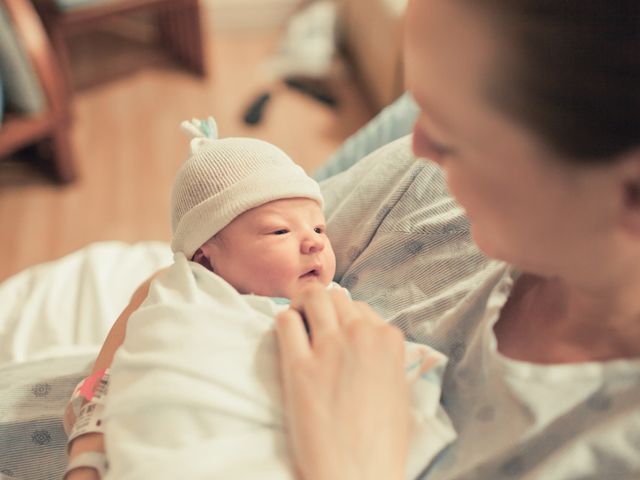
[0,18,373,282]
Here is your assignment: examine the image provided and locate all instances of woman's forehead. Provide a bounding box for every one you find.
[405,0,497,101]
[405,0,527,150]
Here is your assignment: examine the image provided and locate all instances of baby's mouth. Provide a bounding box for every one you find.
[300,268,321,279]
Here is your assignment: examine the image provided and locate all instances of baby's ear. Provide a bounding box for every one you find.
[192,247,214,271]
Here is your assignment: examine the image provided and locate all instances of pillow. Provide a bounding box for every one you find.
[0,0,46,115]
[0,241,173,365]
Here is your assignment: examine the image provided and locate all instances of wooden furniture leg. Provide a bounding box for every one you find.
[35,0,208,92]
[158,0,206,76]
[1,0,77,183]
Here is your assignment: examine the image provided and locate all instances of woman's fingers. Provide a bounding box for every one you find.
[290,285,340,341]
[327,288,359,327]
[275,308,312,360]
[275,287,411,480]
[352,300,385,325]
[289,286,386,344]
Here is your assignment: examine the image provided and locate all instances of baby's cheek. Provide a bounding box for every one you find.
[320,268,334,287]
[264,265,296,296]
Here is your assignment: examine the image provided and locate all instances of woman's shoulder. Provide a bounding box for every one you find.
[321,135,512,348]
[324,136,464,276]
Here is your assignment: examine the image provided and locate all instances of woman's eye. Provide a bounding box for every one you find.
[413,124,455,160]
[432,143,455,158]
[425,138,454,159]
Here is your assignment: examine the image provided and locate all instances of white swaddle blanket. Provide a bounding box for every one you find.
[104,253,455,479]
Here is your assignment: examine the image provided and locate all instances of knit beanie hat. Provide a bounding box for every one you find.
[171,117,324,259]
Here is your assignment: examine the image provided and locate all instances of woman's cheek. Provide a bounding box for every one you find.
[444,168,483,225]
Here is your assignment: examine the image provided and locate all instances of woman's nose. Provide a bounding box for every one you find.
[301,234,325,254]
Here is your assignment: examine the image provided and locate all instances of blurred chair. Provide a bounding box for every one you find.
[340,0,407,112]
[33,0,207,92]
[0,0,76,182]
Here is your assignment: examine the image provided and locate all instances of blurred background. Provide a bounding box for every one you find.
[0,0,408,281]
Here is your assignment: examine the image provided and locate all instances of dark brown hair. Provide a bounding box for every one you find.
[463,0,639,162]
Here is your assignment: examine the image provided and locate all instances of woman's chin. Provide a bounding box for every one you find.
[471,227,554,277]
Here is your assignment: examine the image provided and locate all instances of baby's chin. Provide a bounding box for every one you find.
[280,276,331,300]
[245,273,332,300]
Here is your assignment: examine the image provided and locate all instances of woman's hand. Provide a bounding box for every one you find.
[275,286,410,480]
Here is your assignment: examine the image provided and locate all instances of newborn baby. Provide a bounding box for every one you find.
[84,118,455,479]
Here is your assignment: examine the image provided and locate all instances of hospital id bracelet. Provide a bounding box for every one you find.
[67,397,107,450]
[64,368,111,435]
[77,368,110,405]
[64,451,109,479]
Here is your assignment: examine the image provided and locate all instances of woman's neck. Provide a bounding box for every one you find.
[494,272,640,364]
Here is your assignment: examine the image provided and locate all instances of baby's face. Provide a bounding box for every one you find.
[202,198,336,299]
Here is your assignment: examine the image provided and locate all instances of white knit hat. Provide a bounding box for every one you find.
[171,117,324,259]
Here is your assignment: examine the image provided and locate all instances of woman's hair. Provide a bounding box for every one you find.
[462,0,639,162]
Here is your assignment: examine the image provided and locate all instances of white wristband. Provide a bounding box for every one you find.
[64,452,109,479]
[64,369,111,434]
[67,400,106,449]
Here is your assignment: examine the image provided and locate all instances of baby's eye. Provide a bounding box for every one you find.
[314,226,324,234]
[273,229,289,235]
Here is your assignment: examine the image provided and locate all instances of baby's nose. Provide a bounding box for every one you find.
[301,235,325,254]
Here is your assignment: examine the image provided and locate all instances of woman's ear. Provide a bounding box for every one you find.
[192,244,214,271]
[618,149,640,236]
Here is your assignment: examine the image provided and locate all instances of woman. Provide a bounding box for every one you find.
[276,0,640,479]
[67,0,639,478]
